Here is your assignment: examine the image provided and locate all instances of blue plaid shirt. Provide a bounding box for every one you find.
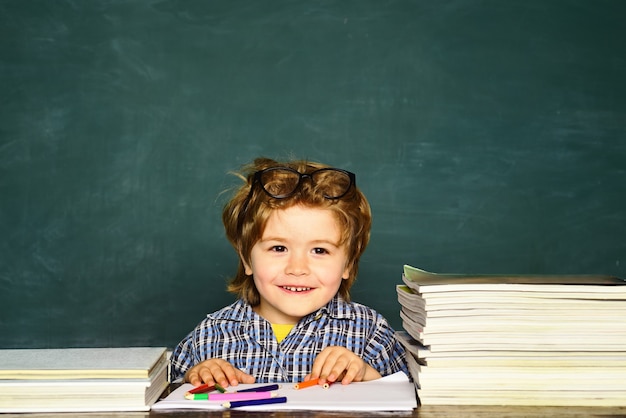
[170,296,409,383]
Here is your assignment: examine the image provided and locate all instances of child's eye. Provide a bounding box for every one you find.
[271,245,287,253]
[312,247,329,255]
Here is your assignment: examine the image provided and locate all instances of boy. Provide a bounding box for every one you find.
[170,157,409,388]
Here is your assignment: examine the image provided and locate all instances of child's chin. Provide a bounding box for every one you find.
[279,303,319,317]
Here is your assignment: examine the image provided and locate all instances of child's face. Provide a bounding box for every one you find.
[242,204,351,325]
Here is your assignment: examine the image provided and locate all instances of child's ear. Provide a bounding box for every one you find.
[239,256,252,276]
[241,253,253,276]
[342,264,351,280]
[244,263,253,276]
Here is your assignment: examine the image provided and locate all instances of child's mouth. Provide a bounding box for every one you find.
[281,286,312,292]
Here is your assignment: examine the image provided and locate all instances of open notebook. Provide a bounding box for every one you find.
[152,372,417,412]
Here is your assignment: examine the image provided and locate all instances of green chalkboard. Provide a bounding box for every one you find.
[1,0,625,349]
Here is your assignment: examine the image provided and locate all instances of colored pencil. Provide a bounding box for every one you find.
[294,378,319,390]
[185,382,226,396]
[223,396,288,409]
[185,391,278,401]
[185,383,215,396]
[294,378,335,389]
[236,383,281,393]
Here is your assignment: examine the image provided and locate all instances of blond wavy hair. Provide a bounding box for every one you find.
[222,157,372,305]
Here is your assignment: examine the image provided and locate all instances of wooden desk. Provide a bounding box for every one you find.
[158,405,626,417]
[2,405,626,418]
[2,384,625,417]
[1,405,626,418]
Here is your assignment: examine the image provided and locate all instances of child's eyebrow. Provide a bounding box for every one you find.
[310,239,341,247]
[258,236,287,243]
[260,236,341,247]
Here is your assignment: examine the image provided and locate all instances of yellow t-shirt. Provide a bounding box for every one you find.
[271,324,294,343]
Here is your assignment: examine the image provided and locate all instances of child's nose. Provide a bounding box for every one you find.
[286,253,309,276]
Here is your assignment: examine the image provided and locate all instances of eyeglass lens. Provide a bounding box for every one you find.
[258,168,353,199]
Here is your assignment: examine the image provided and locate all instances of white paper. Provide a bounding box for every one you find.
[152,372,417,412]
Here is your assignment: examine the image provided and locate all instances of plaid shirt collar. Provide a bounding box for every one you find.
[208,295,356,324]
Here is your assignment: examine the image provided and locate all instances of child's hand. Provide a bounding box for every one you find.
[184,358,255,388]
[308,346,382,385]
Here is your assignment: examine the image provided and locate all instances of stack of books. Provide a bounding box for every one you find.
[396,264,626,406]
[0,347,168,412]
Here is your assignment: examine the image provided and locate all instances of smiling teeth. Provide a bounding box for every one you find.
[283,286,311,292]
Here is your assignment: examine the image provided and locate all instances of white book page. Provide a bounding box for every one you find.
[152,372,417,412]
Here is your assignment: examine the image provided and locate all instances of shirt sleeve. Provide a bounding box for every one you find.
[363,311,411,379]
[169,329,198,383]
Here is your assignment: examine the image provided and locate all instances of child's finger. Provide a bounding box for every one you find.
[319,354,348,382]
[188,372,203,386]
[309,349,332,379]
[339,362,361,384]
[234,369,256,384]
